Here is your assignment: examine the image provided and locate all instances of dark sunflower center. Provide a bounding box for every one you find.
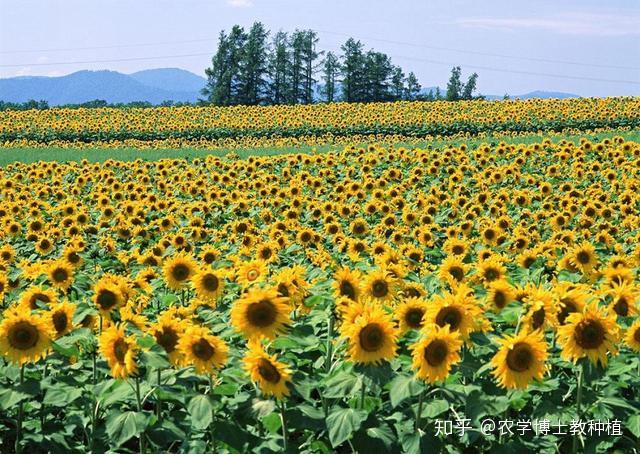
[405,308,424,328]
[97,289,118,310]
[493,291,507,309]
[359,323,384,352]
[506,342,534,372]
[634,328,640,344]
[171,264,190,281]
[523,257,535,268]
[192,338,215,361]
[67,252,81,264]
[531,308,546,330]
[339,281,356,300]
[30,293,50,309]
[449,266,464,281]
[371,280,389,298]
[424,339,449,367]
[113,338,129,363]
[452,245,464,255]
[155,327,178,353]
[277,283,290,297]
[257,358,281,383]
[203,253,216,264]
[576,251,591,265]
[484,268,499,281]
[260,248,272,259]
[435,307,462,331]
[574,319,605,349]
[202,274,219,292]
[558,299,577,325]
[52,312,68,333]
[300,232,311,242]
[613,297,628,317]
[52,268,69,282]
[247,300,277,327]
[9,321,39,350]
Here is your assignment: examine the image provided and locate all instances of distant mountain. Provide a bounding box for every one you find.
[0,69,207,105]
[0,67,580,105]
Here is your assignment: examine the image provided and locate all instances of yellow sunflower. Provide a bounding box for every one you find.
[568,241,598,274]
[192,268,225,303]
[395,298,428,334]
[362,268,398,304]
[230,287,290,339]
[236,260,268,288]
[344,303,397,365]
[47,300,76,338]
[151,311,187,365]
[491,329,548,389]
[625,319,640,352]
[332,267,362,302]
[19,286,57,311]
[424,287,486,342]
[556,303,620,367]
[485,279,515,312]
[438,256,469,288]
[92,276,125,316]
[178,325,228,374]
[411,324,462,383]
[243,341,292,399]
[163,253,197,290]
[46,260,74,291]
[0,311,53,365]
[99,324,139,379]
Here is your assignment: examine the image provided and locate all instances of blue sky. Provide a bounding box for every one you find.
[0,0,638,96]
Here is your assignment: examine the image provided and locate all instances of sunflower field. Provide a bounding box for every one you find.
[1,105,640,453]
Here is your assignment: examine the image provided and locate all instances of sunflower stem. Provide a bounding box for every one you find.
[359,382,366,410]
[325,312,334,373]
[156,368,162,421]
[135,376,145,454]
[15,364,25,454]
[279,400,288,452]
[415,389,424,431]
[572,361,585,454]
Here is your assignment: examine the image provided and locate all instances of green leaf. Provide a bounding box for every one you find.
[627,415,640,438]
[141,346,171,369]
[326,407,366,448]
[187,395,213,431]
[43,386,82,407]
[261,413,282,434]
[422,399,449,419]
[323,371,362,398]
[389,374,423,408]
[366,425,396,448]
[105,411,148,447]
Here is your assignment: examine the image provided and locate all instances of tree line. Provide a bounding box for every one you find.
[201,22,481,106]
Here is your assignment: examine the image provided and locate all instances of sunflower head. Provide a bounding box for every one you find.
[178,325,228,374]
[411,324,463,384]
[491,329,548,389]
[99,324,139,379]
[230,287,290,339]
[163,253,197,290]
[0,311,53,365]
[395,298,428,334]
[243,341,292,399]
[344,303,397,365]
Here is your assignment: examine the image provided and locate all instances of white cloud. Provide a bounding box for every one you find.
[226,0,253,7]
[456,13,640,37]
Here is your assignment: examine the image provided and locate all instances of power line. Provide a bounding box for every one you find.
[314,29,640,71]
[0,53,212,68]
[0,38,215,54]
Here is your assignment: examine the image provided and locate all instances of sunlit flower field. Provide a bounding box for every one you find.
[0,105,640,453]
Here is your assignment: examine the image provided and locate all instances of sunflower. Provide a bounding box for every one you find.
[47,301,76,338]
[0,311,52,365]
[192,268,225,303]
[522,285,558,332]
[395,298,428,334]
[163,253,197,290]
[47,260,74,290]
[554,282,589,325]
[92,276,125,316]
[424,287,486,342]
[230,287,290,339]
[411,324,462,383]
[243,341,292,399]
[485,279,515,312]
[438,256,469,288]
[603,282,638,318]
[99,324,139,379]
[362,268,398,304]
[568,241,598,274]
[344,303,397,365]
[475,257,506,283]
[236,260,268,288]
[19,286,57,311]
[625,319,640,352]
[151,311,186,365]
[178,325,228,374]
[332,267,362,302]
[490,329,548,389]
[557,303,620,367]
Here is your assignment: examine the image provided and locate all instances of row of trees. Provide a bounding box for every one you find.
[202,23,478,106]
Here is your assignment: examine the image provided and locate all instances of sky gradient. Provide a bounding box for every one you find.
[1,0,639,97]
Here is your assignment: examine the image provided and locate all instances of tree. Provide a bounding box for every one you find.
[390,66,405,101]
[363,50,393,102]
[267,31,290,104]
[301,30,319,104]
[321,51,340,103]
[340,38,366,102]
[238,22,269,105]
[461,72,478,100]
[404,72,421,101]
[202,26,247,105]
[446,66,463,101]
